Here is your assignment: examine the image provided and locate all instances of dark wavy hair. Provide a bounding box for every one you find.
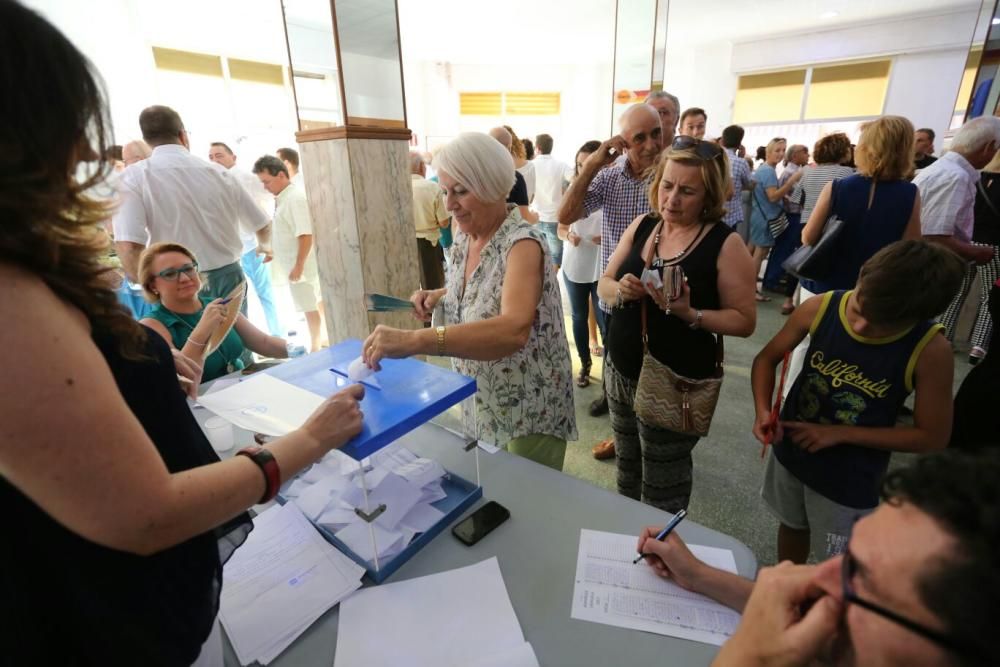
[881,449,1000,666]
[0,1,146,358]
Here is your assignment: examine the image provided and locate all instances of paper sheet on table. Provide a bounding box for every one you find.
[335,558,529,667]
[219,503,364,665]
[570,529,741,646]
[198,374,325,436]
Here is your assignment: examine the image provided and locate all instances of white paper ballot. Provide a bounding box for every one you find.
[335,558,530,667]
[198,374,325,436]
[219,503,364,665]
[347,355,373,381]
[334,520,405,563]
[570,529,741,646]
[467,642,540,667]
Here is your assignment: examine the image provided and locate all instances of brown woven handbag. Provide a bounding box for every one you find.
[633,223,724,437]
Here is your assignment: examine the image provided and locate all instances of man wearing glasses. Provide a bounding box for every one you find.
[637,449,996,666]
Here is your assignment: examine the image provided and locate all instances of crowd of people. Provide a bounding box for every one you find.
[2,2,998,665]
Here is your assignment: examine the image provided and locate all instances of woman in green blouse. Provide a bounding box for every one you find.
[139,242,288,381]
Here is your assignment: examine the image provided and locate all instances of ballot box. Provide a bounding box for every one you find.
[270,339,483,583]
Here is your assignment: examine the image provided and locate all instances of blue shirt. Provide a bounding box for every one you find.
[775,290,942,508]
[749,164,782,227]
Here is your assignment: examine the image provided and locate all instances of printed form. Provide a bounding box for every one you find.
[571,529,741,646]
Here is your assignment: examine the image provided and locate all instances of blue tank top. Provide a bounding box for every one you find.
[775,290,942,508]
[802,175,915,293]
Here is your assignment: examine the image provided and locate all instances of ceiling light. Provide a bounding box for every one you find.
[820,10,839,19]
[993,17,1000,25]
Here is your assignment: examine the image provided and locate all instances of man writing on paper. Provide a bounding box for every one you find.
[637,449,998,666]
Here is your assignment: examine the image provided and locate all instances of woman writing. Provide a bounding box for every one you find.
[0,4,364,663]
[361,132,577,470]
[138,242,288,381]
[599,138,756,512]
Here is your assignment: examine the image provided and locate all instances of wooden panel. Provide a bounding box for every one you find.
[297,126,412,142]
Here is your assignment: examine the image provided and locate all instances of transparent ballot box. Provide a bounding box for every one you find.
[270,339,481,583]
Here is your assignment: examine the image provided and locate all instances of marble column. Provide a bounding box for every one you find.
[297,126,421,344]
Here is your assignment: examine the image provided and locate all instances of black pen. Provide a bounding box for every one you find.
[633,509,687,564]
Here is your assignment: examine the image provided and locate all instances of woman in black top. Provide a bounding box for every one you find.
[597,138,757,512]
[961,153,1000,363]
[0,4,364,664]
[952,278,1000,448]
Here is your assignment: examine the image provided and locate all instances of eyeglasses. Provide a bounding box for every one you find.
[156,262,199,281]
[841,546,967,655]
[671,135,723,161]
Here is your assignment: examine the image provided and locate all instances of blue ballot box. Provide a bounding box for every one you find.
[267,338,477,460]
[268,339,483,583]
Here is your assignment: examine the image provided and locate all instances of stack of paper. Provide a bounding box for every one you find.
[219,503,365,665]
[335,557,539,667]
[280,445,448,564]
[570,529,741,646]
[198,373,324,436]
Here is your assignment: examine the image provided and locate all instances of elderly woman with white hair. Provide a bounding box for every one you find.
[362,132,577,470]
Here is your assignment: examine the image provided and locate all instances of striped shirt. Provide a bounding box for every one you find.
[582,159,654,311]
[723,148,752,227]
[792,164,855,225]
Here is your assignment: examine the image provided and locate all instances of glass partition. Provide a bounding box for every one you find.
[952,0,998,128]
[611,0,658,127]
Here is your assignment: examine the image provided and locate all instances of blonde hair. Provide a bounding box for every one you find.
[138,242,201,302]
[649,145,731,224]
[855,115,914,181]
[765,137,786,160]
[435,132,516,204]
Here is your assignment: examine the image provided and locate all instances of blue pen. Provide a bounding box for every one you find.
[633,509,687,564]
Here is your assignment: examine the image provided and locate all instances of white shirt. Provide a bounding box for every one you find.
[913,151,978,242]
[531,154,571,221]
[561,210,603,283]
[517,162,536,203]
[272,182,318,285]
[230,166,274,254]
[113,145,269,271]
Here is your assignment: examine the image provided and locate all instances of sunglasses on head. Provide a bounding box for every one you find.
[156,262,199,281]
[671,135,723,161]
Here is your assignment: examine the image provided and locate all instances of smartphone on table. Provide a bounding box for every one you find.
[452,501,510,546]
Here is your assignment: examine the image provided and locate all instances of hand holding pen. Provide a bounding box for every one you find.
[633,509,687,564]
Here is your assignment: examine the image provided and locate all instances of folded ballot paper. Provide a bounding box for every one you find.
[219,503,365,665]
[280,444,449,564]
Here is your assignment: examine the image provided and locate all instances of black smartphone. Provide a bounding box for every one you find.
[452,501,510,546]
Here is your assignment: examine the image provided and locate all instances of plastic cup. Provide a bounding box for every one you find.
[204,416,235,452]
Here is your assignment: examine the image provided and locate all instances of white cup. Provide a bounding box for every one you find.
[204,416,235,452]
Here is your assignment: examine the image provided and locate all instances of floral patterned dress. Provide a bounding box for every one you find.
[440,210,577,447]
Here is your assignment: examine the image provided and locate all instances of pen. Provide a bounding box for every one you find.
[633,509,687,564]
[219,297,233,305]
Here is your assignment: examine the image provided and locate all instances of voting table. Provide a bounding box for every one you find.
[203,349,757,666]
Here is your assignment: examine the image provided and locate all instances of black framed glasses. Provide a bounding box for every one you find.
[841,546,967,655]
[156,262,199,281]
[671,135,723,162]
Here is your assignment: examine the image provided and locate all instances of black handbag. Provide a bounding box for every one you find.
[781,180,845,282]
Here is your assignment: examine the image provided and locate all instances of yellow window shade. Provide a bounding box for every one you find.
[228,58,284,85]
[733,70,806,124]
[955,47,983,113]
[505,92,560,115]
[460,92,502,115]
[804,61,891,120]
[152,47,223,77]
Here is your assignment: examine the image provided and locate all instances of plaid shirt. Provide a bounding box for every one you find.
[582,160,653,310]
[723,148,752,227]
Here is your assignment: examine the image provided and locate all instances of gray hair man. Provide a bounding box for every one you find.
[645,90,680,145]
[409,151,449,290]
[915,117,1000,348]
[557,102,663,444]
[112,105,271,304]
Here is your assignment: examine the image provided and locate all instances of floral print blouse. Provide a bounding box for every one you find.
[440,210,577,447]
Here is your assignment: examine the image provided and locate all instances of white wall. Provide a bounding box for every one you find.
[663,39,736,140]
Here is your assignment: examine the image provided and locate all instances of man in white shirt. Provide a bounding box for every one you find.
[532,134,572,269]
[409,152,449,290]
[113,106,270,305]
[253,156,326,352]
[914,116,999,343]
[277,147,304,187]
[208,141,283,336]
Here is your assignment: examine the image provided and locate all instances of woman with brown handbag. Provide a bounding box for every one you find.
[597,137,757,512]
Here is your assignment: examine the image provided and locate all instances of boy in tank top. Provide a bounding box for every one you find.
[750,240,966,563]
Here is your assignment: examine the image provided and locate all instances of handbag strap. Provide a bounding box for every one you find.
[752,179,784,219]
[638,220,724,370]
